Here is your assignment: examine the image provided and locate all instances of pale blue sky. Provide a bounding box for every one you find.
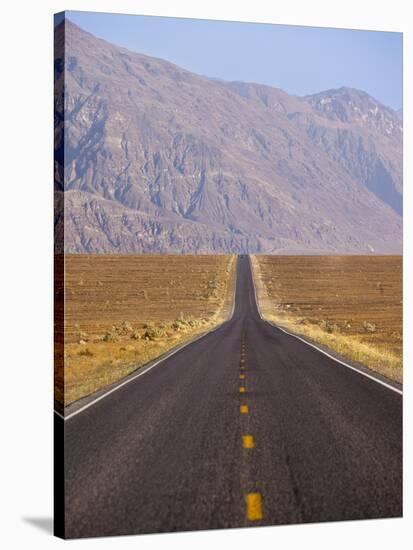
[59,11,403,110]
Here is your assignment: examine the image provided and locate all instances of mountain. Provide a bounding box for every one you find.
[54,20,402,254]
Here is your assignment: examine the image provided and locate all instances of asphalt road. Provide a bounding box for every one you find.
[59,255,402,538]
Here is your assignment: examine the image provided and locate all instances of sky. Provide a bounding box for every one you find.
[60,11,403,110]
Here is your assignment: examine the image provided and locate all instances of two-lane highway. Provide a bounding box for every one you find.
[58,256,402,538]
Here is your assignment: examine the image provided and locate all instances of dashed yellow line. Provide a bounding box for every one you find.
[242,435,255,448]
[246,493,263,520]
[239,341,263,522]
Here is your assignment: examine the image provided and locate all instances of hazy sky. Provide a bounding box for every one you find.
[61,11,403,110]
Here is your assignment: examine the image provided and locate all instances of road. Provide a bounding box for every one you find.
[58,255,402,538]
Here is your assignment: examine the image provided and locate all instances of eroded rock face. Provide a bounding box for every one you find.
[54,20,402,254]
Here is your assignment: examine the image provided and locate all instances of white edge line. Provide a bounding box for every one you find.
[273,323,403,396]
[54,256,239,421]
[248,256,402,397]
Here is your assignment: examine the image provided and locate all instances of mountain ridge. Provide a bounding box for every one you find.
[55,20,402,254]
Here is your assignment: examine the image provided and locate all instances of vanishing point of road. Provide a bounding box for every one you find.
[57,255,402,538]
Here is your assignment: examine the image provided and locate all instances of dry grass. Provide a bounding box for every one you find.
[56,255,236,406]
[251,255,402,383]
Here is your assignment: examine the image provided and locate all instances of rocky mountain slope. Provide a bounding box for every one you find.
[54,20,402,254]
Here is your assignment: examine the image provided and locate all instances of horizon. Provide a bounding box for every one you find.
[56,11,402,111]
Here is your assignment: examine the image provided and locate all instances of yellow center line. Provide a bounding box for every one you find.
[246,493,263,520]
[239,341,261,522]
[242,435,255,448]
